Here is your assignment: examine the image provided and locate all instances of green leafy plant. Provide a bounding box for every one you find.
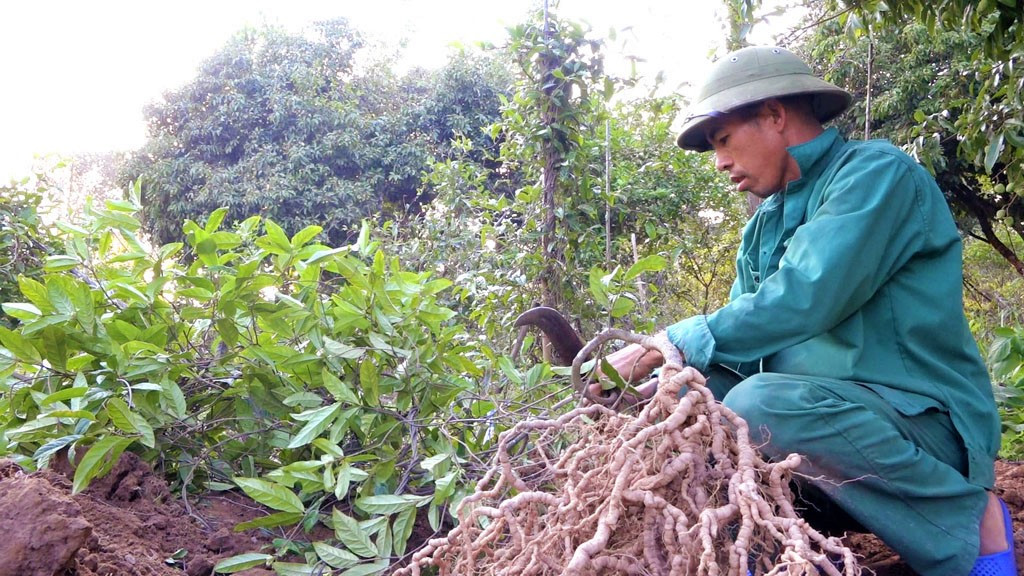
[0,186,523,573]
[989,326,1024,458]
[0,177,56,328]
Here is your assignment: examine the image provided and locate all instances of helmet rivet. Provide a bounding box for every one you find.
[730,56,739,62]
[772,48,781,53]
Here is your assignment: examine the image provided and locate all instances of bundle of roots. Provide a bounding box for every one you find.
[395,330,860,576]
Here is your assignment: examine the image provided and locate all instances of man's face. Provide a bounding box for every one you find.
[705,106,791,199]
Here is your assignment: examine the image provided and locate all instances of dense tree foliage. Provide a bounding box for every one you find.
[794,1,1024,275]
[122,20,512,249]
[799,14,1024,274]
[0,178,56,328]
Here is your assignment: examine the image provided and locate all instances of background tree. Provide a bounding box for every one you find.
[819,0,1024,275]
[0,177,56,328]
[407,52,517,198]
[502,9,616,309]
[122,20,512,249]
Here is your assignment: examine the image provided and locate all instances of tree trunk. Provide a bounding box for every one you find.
[950,184,1024,276]
[539,17,564,309]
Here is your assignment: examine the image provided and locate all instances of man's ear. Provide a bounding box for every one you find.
[761,99,787,128]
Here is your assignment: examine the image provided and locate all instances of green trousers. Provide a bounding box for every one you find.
[705,369,989,576]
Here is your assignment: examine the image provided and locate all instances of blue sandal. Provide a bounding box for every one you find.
[969,498,1017,576]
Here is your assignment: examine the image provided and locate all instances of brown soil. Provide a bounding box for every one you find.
[0,453,273,576]
[0,455,1021,576]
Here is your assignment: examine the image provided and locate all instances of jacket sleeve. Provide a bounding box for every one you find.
[667,149,933,372]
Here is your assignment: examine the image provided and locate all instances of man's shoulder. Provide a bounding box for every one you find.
[837,137,918,165]
[830,136,933,182]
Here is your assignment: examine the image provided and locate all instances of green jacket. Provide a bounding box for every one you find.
[667,128,1000,486]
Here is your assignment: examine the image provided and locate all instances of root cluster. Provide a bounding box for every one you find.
[395,332,861,576]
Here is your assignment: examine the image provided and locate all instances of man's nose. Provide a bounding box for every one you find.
[714,152,731,171]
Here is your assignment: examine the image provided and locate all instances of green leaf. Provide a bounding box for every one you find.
[355,220,373,256]
[623,254,667,282]
[72,436,134,494]
[599,357,628,391]
[338,560,389,576]
[47,279,75,315]
[213,553,274,573]
[33,434,83,464]
[359,360,379,406]
[428,503,441,531]
[196,237,219,267]
[6,417,60,441]
[322,369,361,405]
[432,470,459,505]
[0,326,41,363]
[283,392,325,409]
[205,207,229,233]
[106,397,139,434]
[165,548,188,564]
[263,219,293,253]
[17,276,52,312]
[312,541,360,569]
[588,267,611,307]
[333,461,357,500]
[392,507,417,556]
[355,494,430,515]
[20,314,72,337]
[161,380,188,419]
[233,477,305,514]
[287,403,342,449]
[43,409,96,421]
[419,453,450,474]
[308,248,352,270]
[985,133,1004,174]
[497,356,523,386]
[132,412,156,449]
[233,512,303,531]
[271,562,319,576]
[610,296,636,318]
[313,438,345,459]
[159,242,184,260]
[323,337,366,360]
[44,254,82,272]
[332,509,378,557]
[2,303,42,320]
[291,225,323,248]
[40,386,89,405]
[376,521,393,558]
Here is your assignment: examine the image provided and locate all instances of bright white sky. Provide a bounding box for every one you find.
[0,1,781,182]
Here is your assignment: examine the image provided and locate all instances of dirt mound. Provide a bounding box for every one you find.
[0,472,91,576]
[0,453,271,576]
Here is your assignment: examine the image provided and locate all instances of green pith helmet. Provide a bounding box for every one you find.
[676,46,853,152]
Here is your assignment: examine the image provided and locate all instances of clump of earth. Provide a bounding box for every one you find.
[0,455,1021,576]
[0,453,273,576]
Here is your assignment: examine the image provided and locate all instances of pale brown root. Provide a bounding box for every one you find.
[392,330,863,576]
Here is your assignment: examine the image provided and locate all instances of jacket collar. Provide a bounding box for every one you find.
[786,127,845,188]
[757,127,845,222]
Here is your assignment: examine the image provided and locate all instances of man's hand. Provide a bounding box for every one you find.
[608,342,664,382]
[586,341,666,403]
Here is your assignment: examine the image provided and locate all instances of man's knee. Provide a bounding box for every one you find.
[720,373,835,451]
